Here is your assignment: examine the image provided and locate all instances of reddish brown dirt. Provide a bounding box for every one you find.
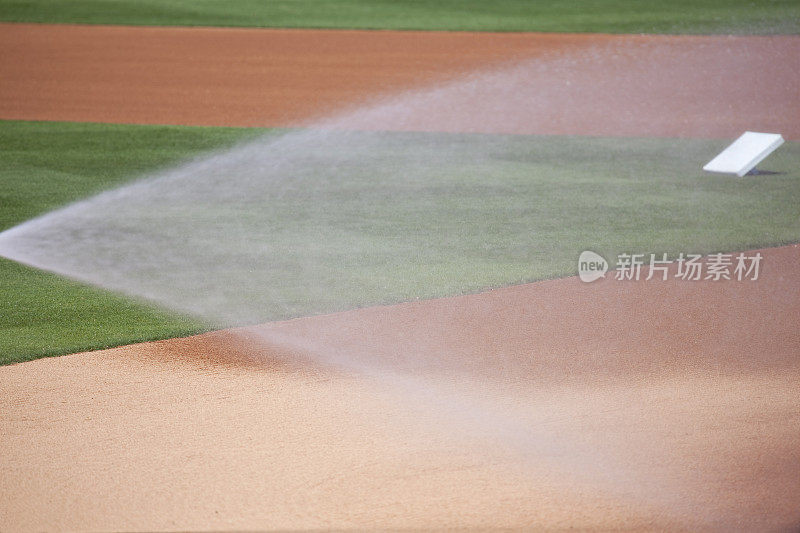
[1,23,799,531]
[1,23,799,138]
[3,245,799,530]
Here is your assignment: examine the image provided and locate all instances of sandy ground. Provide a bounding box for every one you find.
[1,23,799,138]
[1,24,799,531]
[3,245,799,530]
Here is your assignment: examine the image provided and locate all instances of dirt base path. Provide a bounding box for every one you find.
[1,23,799,138]
[2,245,799,530]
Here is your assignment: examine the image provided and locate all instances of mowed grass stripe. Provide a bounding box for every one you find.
[0,0,798,34]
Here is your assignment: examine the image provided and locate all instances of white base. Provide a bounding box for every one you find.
[703,131,784,177]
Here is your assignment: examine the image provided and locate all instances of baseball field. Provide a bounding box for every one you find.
[1,1,799,530]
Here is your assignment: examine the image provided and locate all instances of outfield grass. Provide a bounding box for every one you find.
[0,0,798,34]
[1,120,799,365]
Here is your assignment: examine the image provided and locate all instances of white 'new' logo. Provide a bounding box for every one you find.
[578,251,608,282]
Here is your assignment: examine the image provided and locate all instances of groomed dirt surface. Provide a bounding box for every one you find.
[1,24,799,530]
[1,23,799,138]
[3,245,799,530]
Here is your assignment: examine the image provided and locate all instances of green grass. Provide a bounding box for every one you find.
[2,120,799,365]
[0,0,798,34]
[0,121,260,365]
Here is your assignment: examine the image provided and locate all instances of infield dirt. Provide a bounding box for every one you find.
[1,23,799,138]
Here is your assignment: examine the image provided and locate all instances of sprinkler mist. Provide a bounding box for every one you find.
[1,39,794,528]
